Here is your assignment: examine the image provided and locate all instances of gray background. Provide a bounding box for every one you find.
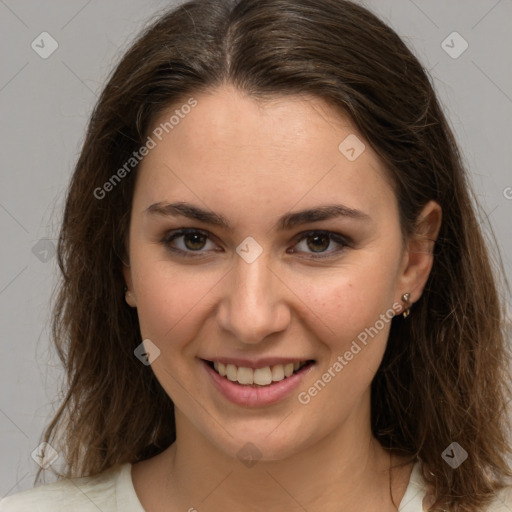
[1,0,511,497]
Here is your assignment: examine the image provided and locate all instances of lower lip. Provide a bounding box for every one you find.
[202,360,315,407]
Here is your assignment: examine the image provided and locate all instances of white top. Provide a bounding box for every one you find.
[1,460,511,511]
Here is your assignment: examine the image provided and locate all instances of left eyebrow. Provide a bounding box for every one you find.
[144,201,371,231]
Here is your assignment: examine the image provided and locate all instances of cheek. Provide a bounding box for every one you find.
[307,264,398,344]
[131,253,212,347]
[299,277,396,414]
[301,255,401,396]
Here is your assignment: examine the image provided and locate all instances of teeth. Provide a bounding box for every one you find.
[237,366,253,385]
[271,364,285,382]
[254,367,272,385]
[211,360,309,386]
[226,364,238,382]
[284,363,294,377]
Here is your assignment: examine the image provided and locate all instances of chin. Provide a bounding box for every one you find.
[205,422,319,465]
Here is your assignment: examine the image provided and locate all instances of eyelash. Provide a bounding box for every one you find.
[161,228,350,260]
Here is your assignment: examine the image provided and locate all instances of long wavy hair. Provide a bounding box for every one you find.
[38,0,512,510]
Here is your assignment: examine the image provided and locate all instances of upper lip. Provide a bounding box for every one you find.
[201,357,314,369]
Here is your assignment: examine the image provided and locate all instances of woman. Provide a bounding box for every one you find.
[2,0,511,510]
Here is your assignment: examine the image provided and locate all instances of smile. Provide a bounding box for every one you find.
[201,357,316,406]
[204,359,314,386]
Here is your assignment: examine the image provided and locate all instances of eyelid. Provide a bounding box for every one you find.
[289,230,351,257]
[161,228,350,259]
[161,228,218,258]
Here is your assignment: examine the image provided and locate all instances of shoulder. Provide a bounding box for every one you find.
[404,460,512,512]
[0,464,141,512]
[487,483,512,511]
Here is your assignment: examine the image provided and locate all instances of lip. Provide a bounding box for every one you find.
[201,358,315,407]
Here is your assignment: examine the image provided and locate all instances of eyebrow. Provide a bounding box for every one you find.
[144,201,371,231]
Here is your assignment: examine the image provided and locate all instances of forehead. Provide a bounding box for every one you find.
[134,85,397,224]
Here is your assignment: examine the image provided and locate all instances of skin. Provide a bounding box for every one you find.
[123,84,442,511]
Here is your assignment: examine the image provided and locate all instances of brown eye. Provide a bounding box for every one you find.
[291,230,349,259]
[162,228,349,260]
[162,228,217,257]
[182,232,208,251]
[305,233,330,253]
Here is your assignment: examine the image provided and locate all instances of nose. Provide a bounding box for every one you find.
[216,252,291,345]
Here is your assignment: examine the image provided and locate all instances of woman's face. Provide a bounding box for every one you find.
[123,85,426,461]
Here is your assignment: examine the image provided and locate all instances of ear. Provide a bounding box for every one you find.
[396,200,442,304]
[122,262,137,308]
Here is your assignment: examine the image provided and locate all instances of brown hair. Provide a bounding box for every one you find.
[39,0,512,510]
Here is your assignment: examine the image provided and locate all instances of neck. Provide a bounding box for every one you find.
[158,415,404,511]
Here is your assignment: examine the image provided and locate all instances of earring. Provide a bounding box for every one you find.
[125,288,134,305]
[401,293,411,318]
